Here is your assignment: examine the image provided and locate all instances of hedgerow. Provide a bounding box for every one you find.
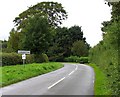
[2,53,49,66]
[64,56,88,63]
[89,2,120,94]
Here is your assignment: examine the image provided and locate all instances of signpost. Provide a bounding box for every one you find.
[18,50,30,66]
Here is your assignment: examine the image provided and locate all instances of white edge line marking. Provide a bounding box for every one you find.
[48,77,66,89]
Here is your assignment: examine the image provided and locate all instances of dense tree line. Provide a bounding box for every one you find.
[47,26,90,61]
[89,1,120,95]
[6,1,89,62]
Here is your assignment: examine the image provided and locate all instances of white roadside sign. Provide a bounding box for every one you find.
[18,50,30,54]
[18,50,30,65]
[22,54,26,59]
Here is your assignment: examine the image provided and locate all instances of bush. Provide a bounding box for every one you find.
[41,53,49,62]
[33,53,49,63]
[64,56,79,62]
[26,55,34,64]
[79,57,89,63]
[89,41,119,95]
[64,56,88,63]
[2,53,49,66]
[2,53,34,66]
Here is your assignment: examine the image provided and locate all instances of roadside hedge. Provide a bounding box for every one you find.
[64,56,88,63]
[2,53,49,66]
[33,53,49,63]
[2,53,34,66]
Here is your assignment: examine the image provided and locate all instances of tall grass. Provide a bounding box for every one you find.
[89,64,112,95]
[0,62,63,87]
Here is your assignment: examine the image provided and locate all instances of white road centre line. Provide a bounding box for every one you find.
[48,64,78,89]
[68,70,75,76]
[68,65,78,76]
[48,77,66,89]
[75,65,78,71]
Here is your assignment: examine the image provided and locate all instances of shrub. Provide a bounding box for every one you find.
[2,53,34,66]
[26,55,35,64]
[64,56,79,62]
[89,41,119,95]
[2,52,49,66]
[41,53,49,62]
[2,53,21,66]
[64,56,88,63]
[33,53,49,63]
[79,57,89,63]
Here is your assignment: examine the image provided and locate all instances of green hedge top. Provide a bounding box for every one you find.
[64,56,89,63]
[2,53,49,66]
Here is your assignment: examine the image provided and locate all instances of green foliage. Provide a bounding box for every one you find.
[1,62,63,87]
[68,25,84,42]
[2,40,7,49]
[89,40,119,95]
[22,16,52,54]
[89,1,120,95]
[71,40,89,57]
[2,53,49,66]
[47,26,90,61]
[1,40,11,53]
[79,57,89,63]
[7,28,20,52]
[2,53,34,66]
[52,27,71,58]
[89,64,112,95]
[14,1,68,28]
[8,1,68,54]
[64,56,88,63]
[33,53,49,63]
[42,54,49,62]
[64,56,79,62]
[54,26,86,48]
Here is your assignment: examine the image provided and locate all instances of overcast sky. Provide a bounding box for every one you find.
[0,0,111,47]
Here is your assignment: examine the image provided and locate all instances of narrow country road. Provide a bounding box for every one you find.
[1,63,95,96]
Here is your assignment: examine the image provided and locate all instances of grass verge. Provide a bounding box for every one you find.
[89,63,112,95]
[0,62,63,87]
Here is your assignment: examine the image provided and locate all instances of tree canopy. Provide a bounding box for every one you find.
[47,26,90,61]
[14,1,68,29]
[71,40,89,57]
[21,16,52,54]
[7,28,20,52]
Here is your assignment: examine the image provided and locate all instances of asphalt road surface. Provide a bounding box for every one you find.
[1,63,95,96]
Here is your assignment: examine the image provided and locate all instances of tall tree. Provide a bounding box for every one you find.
[68,25,85,42]
[47,26,89,60]
[7,28,20,52]
[2,40,7,49]
[21,16,52,54]
[14,1,68,30]
[71,40,89,57]
[54,26,86,50]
